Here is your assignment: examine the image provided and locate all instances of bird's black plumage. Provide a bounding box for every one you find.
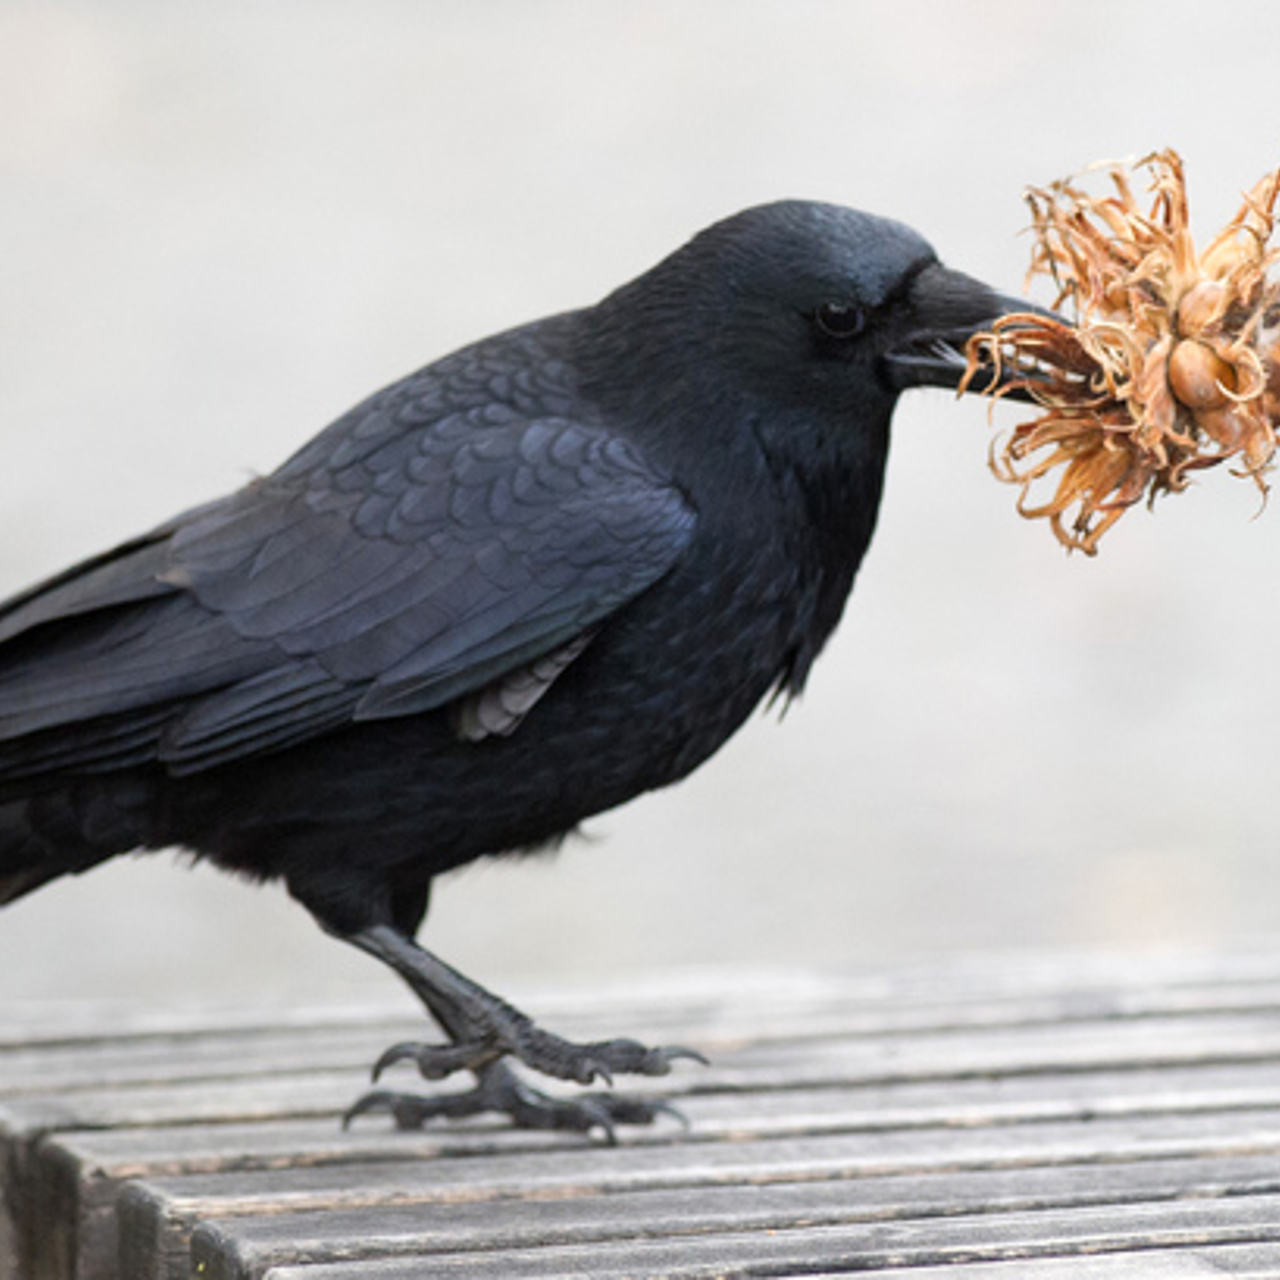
[0,201,1032,1135]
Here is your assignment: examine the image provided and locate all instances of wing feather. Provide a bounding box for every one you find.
[0,337,696,777]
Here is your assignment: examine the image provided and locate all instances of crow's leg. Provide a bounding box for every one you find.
[340,923,704,1139]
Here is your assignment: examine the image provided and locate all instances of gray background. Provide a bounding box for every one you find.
[2,0,1279,1011]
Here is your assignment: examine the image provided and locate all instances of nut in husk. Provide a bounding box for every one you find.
[965,150,1280,553]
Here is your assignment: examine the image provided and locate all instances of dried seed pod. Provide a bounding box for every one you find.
[964,151,1280,553]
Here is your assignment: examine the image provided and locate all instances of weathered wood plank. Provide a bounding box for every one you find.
[115,1105,1280,1279]
[9,1005,1280,1134]
[11,943,1280,1041]
[13,1051,1280,1280]
[235,1191,1280,1278]
[9,951,1280,1278]
[826,1247,1280,1279]
[21,1057,1280,1175]
[124,1153,1280,1280]
[255,1241,1280,1280]
[30,1054,1280,1169]
[8,948,1280,1089]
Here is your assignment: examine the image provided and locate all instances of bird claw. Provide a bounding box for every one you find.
[344,1061,688,1142]
[543,1037,709,1084]
[371,1038,499,1081]
[495,1009,707,1086]
[373,1022,706,1087]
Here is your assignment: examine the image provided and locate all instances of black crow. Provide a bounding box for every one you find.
[0,201,1030,1138]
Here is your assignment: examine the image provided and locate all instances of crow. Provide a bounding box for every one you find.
[0,201,1031,1138]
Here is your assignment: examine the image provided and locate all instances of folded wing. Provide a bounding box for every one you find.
[0,391,695,781]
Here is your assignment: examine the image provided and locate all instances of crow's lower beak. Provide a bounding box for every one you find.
[881,261,1060,403]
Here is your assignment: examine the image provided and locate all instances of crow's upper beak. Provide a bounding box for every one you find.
[882,261,1059,402]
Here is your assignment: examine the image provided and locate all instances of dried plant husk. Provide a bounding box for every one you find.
[965,150,1280,554]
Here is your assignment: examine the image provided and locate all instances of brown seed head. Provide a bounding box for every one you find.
[964,150,1280,553]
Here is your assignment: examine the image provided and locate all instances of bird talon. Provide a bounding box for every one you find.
[342,1088,397,1128]
[652,1099,692,1131]
[653,1045,710,1072]
[370,1040,424,1080]
[371,1037,501,1082]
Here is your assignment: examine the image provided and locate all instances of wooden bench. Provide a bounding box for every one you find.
[6,948,1280,1278]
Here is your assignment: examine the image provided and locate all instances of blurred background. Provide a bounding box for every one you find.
[2,0,1280,1010]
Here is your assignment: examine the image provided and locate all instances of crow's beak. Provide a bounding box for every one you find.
[882,261,1060,403]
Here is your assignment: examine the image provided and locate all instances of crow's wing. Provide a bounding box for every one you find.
[0,391,696,775]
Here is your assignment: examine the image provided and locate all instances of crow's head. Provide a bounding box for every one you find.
[587,200,1039,427]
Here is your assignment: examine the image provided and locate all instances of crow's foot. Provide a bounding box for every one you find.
[337,924,706,1134]
[371,1016,706,1087]
[344,1060,687,1143]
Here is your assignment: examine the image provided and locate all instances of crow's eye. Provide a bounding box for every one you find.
[813,301,866,340]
